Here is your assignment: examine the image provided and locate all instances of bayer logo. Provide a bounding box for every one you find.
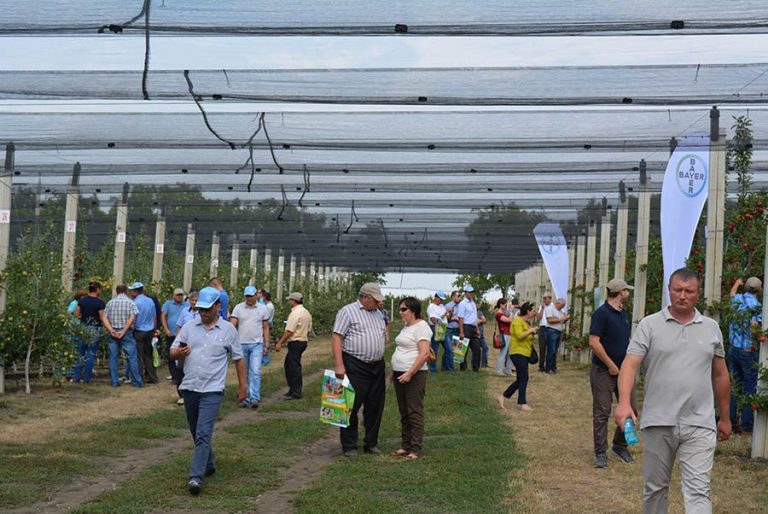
[675,154,708,198]
[541,235,561,254]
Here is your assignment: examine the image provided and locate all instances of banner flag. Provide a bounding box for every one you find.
[533,222,570,305]
[660,133,710,297]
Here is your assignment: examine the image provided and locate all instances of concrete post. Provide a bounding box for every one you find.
[209,232,220,279]
[288,253,296,294]
[264,247,272,291]
[615,181,629,280]
[61,163,80,292]
[752,223,768,459]
[111,183,129,297]
[151,212,165,287]
[183,224,195,294]
[230,239,240,290]
[249,247,258,286]
[704,122,727,319]
[0,144,14,393]
[581,221,597,364]
[598,205,612,299]
[276,249,285,302]
[632,160,651,332]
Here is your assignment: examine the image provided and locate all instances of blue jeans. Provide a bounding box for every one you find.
[430,326,456,372]
[108,331,142,387]
[728,346,758,432]
[182,390,223,482]
[479,333,489,367]
[241,342,264,405]
[496,334,513,374]
[544,327,562,372]
[74,326,102,383]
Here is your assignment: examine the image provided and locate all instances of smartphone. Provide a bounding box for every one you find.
[179,342,188,348]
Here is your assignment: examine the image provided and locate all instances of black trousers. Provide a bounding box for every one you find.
[503,354,530,404]
[459,324,482,372]
[340,352,386,452]
[134,330,158,383]
[284,340,307,397]
[538,328,547,371]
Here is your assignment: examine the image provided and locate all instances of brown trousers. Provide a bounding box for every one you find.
[590,363,637,455]
[393,370,428,455]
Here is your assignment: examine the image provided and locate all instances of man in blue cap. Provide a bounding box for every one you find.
[426,291,448,372]
[230,285,271,408]
[171,286,247,496]
[128,282,159,384]
[456,285,482,372]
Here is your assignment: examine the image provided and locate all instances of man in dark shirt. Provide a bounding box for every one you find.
[588,278,637,469]
[74,281,107,383]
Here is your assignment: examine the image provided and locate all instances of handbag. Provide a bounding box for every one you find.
[493,328,502,349]
[428,348,437,363]
[527,347,539,365]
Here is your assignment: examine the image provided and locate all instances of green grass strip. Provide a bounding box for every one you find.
[293,371,524,513]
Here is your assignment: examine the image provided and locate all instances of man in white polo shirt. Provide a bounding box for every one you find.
[230,285,271,409]
[615,268,731,513]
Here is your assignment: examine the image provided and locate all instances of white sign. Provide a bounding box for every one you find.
[155,244,164,254]
[66,220,77,233]
[660,133,710,297]
[116,231,126,242]
[0,209,10,224]
[232,260,239,268]
[211,259,219,267]
[533,222,570,305]
[186,255,194,264]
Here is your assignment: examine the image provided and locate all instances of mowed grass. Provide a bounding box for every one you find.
[293,370,525,514]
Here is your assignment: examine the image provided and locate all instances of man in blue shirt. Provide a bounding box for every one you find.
[209,277,229,320]
[440,291,460,371]
[728,276,763,434]
[457,285,482,372]
[129,282,159,384]
[162,288,188,389]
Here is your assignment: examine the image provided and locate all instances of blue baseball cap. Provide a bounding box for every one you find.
[196,286,221,309]
[464,285,475,293]
[243,285,257,296]
[435,291,447,300]
[127,282,143,290]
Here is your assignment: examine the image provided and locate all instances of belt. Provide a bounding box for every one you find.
[288,340,307,344]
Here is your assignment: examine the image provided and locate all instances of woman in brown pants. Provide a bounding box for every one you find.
[391,297,433,460]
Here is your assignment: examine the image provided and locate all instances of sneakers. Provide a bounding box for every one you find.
[342,448,358,458]
[594,453,608,468]
[611,445,635,464]
[176,398,184,405]
[188,479,202,495]
[364,446,381,455]
[251,401,259,409]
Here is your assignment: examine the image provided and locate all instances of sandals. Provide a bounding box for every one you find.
[405,453,419,461]
[390,449,408,456]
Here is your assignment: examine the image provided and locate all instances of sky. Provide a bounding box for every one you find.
[3,32,768,295]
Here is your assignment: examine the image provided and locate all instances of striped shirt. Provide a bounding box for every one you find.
[104,294,139,330]
[333,300,387,363]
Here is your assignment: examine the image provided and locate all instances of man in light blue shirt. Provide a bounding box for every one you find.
[171,286,246,496]
[209,277,229,319]
[129,282,158,383]
[728,276,763,434]
[456,285,482,372]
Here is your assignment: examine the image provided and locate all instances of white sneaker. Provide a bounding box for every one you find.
[176,398,184,405]
[166,375,173,381]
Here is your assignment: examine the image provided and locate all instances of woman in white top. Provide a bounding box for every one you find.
[391,296,433,460]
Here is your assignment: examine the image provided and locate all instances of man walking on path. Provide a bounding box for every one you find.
[727,276,762,434]
[457,285,482,372]
[589,278,635,469]
[161,288,187,385]
[441,291,460,371]
[426,291,447,373]
[73,281,106,383]
[275,292,313,400]
[128,282,159,384]
[332,283,388,457]
[171,286,247,496]
[209,277,229,320]
[616,268,731,513]
[537,293,553,372]
[543,297,569,374]
[230,285,271,408]
[103,284,142,387]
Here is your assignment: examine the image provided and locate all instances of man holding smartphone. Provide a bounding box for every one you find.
[170,286,247,496]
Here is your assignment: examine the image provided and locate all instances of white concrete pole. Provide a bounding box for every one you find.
[209,232,220,279]
[632,160,651,332]
[574,235,586,326]
[582,221,597,337]
[309,260,316,286]
[151,212,165,287]
[230,239,240,290]
[752,223,768,459]
[61,163,80,292]
[300,256,307,285]
[704,122,727,319]
[598,206,612,299]
[614,182,629,280]
[249,247,258,286]
[264,246,272,291]
[0,144,14,393]
[183,224,195,294]
[276,249,285,302]
[111,183,129,297]
[288,253,297,293]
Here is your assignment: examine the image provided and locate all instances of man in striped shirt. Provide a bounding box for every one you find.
[332,282,388,457]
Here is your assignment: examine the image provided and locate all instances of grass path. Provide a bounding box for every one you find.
[490,359,768,513]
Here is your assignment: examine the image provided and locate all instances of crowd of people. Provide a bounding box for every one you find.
[65,269,763,511]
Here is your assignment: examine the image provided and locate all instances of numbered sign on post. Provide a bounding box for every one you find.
[155,244,164,254]
[116,231,126,242]
[186,255,194,264]
[66,221,77,233]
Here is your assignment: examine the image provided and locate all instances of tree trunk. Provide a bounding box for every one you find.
[24,323,36,394]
